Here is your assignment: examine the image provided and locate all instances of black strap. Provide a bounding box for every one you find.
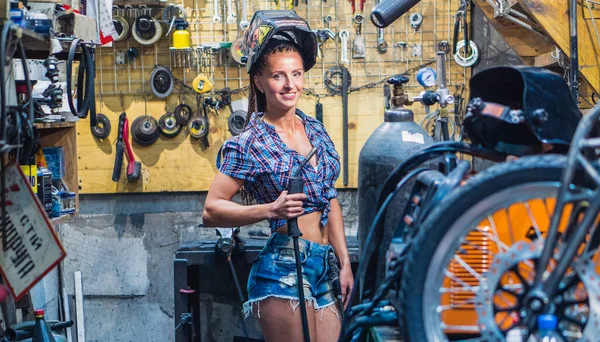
[67,39,93,119]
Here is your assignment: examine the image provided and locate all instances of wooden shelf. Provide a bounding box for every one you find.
[34,122,76,130]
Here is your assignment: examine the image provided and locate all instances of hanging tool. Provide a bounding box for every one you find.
[393,42,407,62]
[131,15,163,46]
[226,0,235,24]
[339,30,349,66]
[239,0,249,30]
[112,16,129,42]
[376,26,388,53]
[452,0,479,67]
[316,101,323,123]
[352,14,366,59]
[230,37,245,65]
[158,112,183,138]
[112,112,126,182]
[171,18,191,49]
[228,110,246,136]
[324,66,352,95]
[122,117,142,181]
[150,66,174,99]
[174,104,193,125]
[323,15,333,29]
[409,13,423,33]
[91,113,111,139]
[131,116,161,146]
[213,0,222,23]
[315,29,335,59]
[198,95,210,148]
[342,67,349,186]
[287,146,319,342]
[192,74,214,93]
[374,0,388,53]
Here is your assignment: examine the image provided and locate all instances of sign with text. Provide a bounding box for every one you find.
[0,163,66,300]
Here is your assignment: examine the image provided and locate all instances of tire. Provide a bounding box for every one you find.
[399,154,590,342]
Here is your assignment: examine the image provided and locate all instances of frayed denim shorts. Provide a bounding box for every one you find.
[243,232,337,318]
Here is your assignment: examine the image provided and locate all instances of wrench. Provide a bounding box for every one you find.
[226,0,235,24]
[339,30,349,66]
[213,0,221,23]
[239,0,249,30]
[377,28,388,53]
[375,0,387,53]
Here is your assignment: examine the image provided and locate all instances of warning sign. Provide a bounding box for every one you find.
[0,163,66,300]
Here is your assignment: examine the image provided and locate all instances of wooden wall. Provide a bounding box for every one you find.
[78,0,470,193]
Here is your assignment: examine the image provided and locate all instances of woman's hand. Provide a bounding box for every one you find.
[340,264,354,309]
[269,190,307,220]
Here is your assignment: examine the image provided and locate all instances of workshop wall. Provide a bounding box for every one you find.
[78,0,470,193]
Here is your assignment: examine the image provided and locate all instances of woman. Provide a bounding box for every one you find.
[202,11,353,342]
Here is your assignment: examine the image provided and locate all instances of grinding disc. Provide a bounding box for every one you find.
[131,116,160,146]
[188,116,209,139]
[90,113,111,139]
[112,16,129,42]
[173,103,192,125]
[131,15,163,46]
[228,110,247,136]
[230,37,245,65]
[158,112,182,138]
[150,66,174,99]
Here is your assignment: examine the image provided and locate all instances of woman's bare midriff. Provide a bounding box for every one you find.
[275,211,328,245]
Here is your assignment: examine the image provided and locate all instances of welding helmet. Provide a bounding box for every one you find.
[463,66,581,156]
[242,10,317,74]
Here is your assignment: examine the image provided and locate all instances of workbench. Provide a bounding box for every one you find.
[173,235,360,342]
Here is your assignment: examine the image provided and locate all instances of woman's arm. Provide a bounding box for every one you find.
[202,172,306,227]
[327,197,354,307]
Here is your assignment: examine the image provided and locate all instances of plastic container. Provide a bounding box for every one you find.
[32,309,56,342]
[506,326,528,342]
[533,315,565,342]
[42,147,65,180]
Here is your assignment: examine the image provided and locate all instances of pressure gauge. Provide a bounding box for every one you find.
[416,67,437,87]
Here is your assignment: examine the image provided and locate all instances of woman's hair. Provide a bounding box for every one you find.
[246,41,304,125]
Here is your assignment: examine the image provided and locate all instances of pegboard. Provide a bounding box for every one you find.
[77,0,471,194]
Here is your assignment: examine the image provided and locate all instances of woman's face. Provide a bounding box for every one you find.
[254,50,305,113]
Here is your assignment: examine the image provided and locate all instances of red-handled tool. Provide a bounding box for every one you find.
[123,117,141,181]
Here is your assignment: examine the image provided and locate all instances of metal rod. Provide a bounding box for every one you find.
[570,0,579,102]
[342,66,349,186]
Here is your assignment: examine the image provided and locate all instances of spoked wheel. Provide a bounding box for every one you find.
[400,155,598,342]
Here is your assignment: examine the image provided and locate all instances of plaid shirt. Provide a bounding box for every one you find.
[216,109,340,232]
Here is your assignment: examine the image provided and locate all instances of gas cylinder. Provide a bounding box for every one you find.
[172,19,191,49]
[357,107,433,274]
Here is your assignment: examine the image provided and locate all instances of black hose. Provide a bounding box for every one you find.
[0,23,12,143]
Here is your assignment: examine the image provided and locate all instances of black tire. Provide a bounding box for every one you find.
[399,154,588,341]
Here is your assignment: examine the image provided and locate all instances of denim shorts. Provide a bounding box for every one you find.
[243,232,337,318]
